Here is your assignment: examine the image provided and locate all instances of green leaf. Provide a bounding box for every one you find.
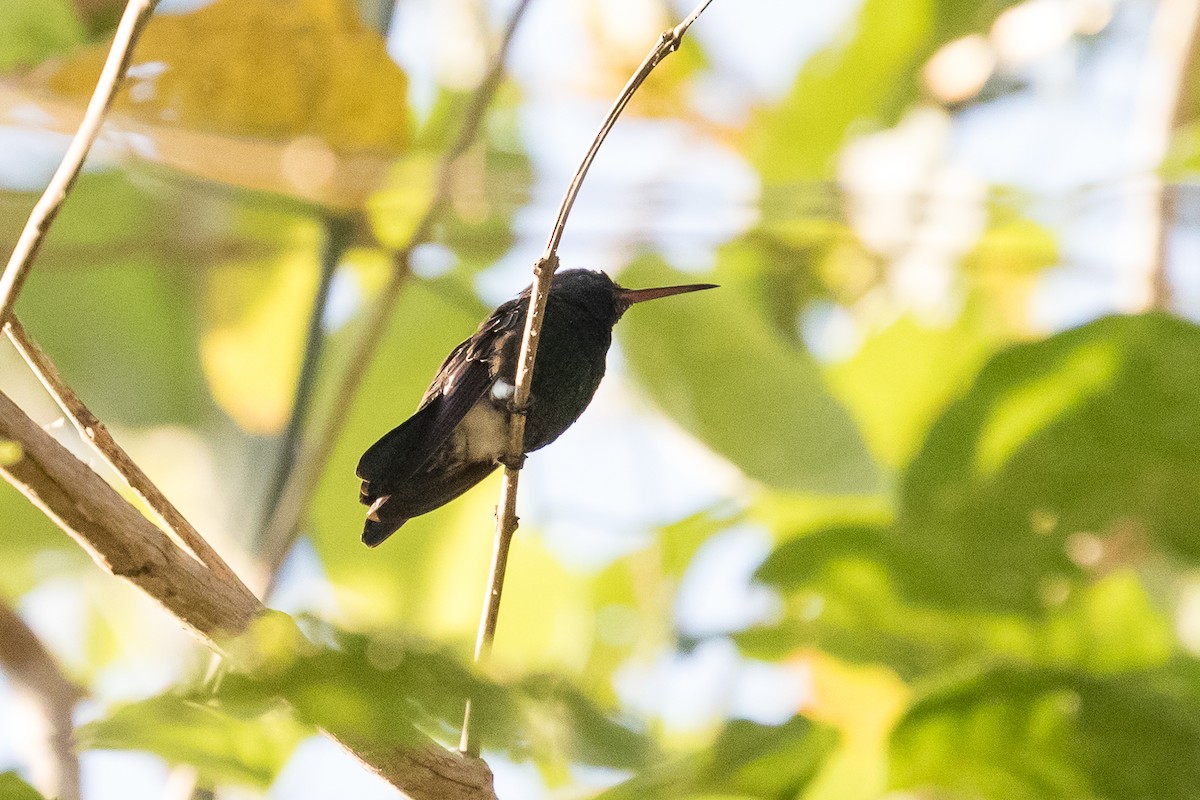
[751,0,932,184]
[17,171,210,428]
[752,0,1027,186]
[0,0,83,73]
[78,693,310,789]
[0,473,87,598]
[595,717,836,800]
[755,524,896,590]
[26,0,409,207]
[745,517,1171,678]
[212,614,653,771]
[0,772,47,800]
[826,310,1005,470]
[890,662,1200,800]
[620,254,880,494]
[898,312,1200,612]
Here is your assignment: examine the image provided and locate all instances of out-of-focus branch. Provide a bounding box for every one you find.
[0,389,499,799]
[0,601,84,800]
[0,0,159,323]
[459,0,716,757]
[4,317,245,589]
[1122,0,1200,311]
[257,0,536,578]
[255,215,354,586]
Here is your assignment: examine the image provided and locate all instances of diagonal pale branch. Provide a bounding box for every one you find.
[0,390,262,638]
[0,0,160,324]
[460,0,717,757]
[0,388,499,800]
[257,0,535,578]
[4,316,245,589]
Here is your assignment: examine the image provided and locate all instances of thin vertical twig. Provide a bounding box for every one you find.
[460,0,716,757]
[0,0,160,323]
[4,317,244,589]
[257,0,535,574]
[255,215,354,570]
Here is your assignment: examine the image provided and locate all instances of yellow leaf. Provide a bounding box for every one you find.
[199,226,321,434]
[16,0,410,207]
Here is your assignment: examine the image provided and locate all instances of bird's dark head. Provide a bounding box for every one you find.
[549,269,717,327]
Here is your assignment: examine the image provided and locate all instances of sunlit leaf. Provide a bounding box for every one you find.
[579,0,708,121]
[24,0,410,207]
[751,0,931,184]
[212,614,652,770]
[0,0,82,73]
[0,440,20,466]
[791,652,909,800]
[899,312,1200,612]
[890,662,1200,800]
[20,258,208,428]
[0,772,48,800]
[198,215,323,434]
[752,0,1025,186]
[620,254,880,494]
[826,310,1005,469]
[46,0,408,152]
[78,693,310,788]
[594,717,836,800]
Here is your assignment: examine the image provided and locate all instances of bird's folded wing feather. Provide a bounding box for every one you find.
[356,300,523,499]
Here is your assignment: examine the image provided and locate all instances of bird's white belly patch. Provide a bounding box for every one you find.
[454,394,509,462]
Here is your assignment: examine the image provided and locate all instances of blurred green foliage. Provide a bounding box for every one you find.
[0,772,48,800]
[2,0,1197,799]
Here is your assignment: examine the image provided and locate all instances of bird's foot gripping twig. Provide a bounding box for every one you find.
[498,452,526,471]
[506,395,532,416]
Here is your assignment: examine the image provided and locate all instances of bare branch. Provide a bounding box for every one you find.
[0,601,84,800]
[0,0,160,323]
[460,0,717,757]
[257,0,536,577]
[1121,0,1200,311]
[4,316,245,589]
[0,389,499,799]
[0,390,262,638]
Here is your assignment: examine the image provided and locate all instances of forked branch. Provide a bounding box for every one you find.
[4,317,243,588]
[0,390,498,799]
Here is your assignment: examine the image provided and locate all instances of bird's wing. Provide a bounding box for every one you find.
[356,300,523,498]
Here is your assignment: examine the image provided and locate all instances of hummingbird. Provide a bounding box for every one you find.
[356,268,716,546]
